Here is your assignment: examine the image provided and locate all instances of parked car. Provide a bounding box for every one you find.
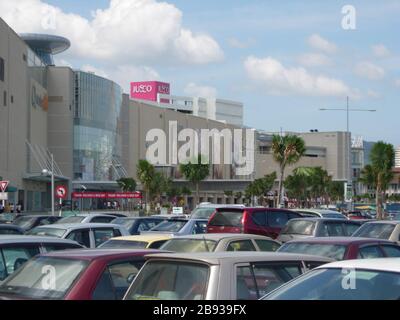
[190,203,245,220]
[55,214,117,224]
[26,223,130,248]
[0,249,165,300]
[99,234,173,249]
[123,251,333,300]
[207,207,302,239]
[143,218,208,236]
[347,211,374,220]
[277,218,363,243]
[160,233,281,253]
[278,237,400,260]
[291,209,347,220]
[12,215,62,232]
[0,235,83,281]
[111,216,168,235]
[0,224,24,235]
[352,221,400,244]
[262,258,400,300]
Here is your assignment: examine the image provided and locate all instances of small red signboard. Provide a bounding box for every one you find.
[55,186,67,199]
[71,192,142,199]
[0,181,9,193]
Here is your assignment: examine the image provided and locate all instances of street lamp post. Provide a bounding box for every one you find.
[319,96,376,211]
[42,153,55,216]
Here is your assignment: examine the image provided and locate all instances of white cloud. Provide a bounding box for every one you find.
[227,37,255,49]
[244,56,353,97]
[308,34,337,54]
[395,79,400,88]
[0,0,223,65]
[354,61,385,80]
[109,65,161,93]
[367,90,380,98]
[53,58,73,68]
[81,65,109,78]
[184,82,217,98]
[298,53,331,67]
[372,44,390,57]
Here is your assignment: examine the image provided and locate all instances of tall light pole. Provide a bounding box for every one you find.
[319,96,376,210]
[42,153,55,216]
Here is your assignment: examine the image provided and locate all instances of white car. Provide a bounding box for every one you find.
[291,209,347,220]
[262,258,400,300]
[55,214,117,224]
[190,203,245,219]
[352,220,400,244]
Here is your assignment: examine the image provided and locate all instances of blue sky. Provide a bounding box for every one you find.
[3,0,399,145]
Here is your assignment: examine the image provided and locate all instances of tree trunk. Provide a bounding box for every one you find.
[195,182,199,206]
[277,166,285,208]
[376,187,382,220]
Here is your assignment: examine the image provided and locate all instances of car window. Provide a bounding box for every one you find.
[148,240,168,249]
[252,211,266,226]
[281,220,315,235]
[93,229,116,247]
[193,221,207,234]
[208,211,244,227]
[137,222,150,232]
[147,219,164,229]
[91,216,115,223]
[254,239,280,252]
[66,230,91,248]
[267,211,288,228]
[381,245,400,257]
[320,222,345,236]
[92,269,116,300]
[236,266,258,300]
[288,212,301,220]
[352,223,396,240]
[1,246,40,276]
[252,263,303,297]
[343,223,361,236]
[0,228,22,235]
[227,240,256,251]
[43,243,82,252]
[357,245,384,259]
[38,218,54,226]
[0,253,7,281]
[108,261,143,300]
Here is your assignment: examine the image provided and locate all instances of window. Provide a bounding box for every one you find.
[0,228,22,235]
[0,57,4,81]
[267,211,288,228]
[108,261,143,299]
[43,243,82,252]
[381,245,400,257]
[357,245,384,259]
[236,266,257,300]
[1,246,40,276]
[227,240,256,252]
[281,220,315,235]
[92,270,116,300]
[255,239,280,252]
[0,254,7,281]
[91,216,115,223]
[93,228,115,247]
[343,223,362,236]
[252,211,266,226]
[66,230,91,248]
[320,222,345,236]
[148,240,168,249]
[193,221,207,234]
[208,210,244,227]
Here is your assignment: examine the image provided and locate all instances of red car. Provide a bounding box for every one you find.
[0,249,165,300]
[278,237,400,260]
[207,207,302,239]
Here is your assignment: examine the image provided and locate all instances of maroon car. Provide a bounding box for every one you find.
[0,249,165,300]
[278,237,400,260]
[207,207,302,239]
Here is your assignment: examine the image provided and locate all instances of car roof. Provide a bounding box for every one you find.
[32,223,122,230]
[0,235,82,245]
[62,214,115,218]
[145,251,334,265]
[41,248,166,260]
[0,224,21,229]
[318,258,400,273]
[14,215,54,219]
[283,237,396,245]
[287,218,354,223]
[362,220,400,225]
[292,209,341,214]
[167,233,277,242]
[110,234,173,242]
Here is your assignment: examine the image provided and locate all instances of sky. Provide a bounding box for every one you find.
[0,0,399,145]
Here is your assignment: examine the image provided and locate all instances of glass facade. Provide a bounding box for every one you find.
[73,71,123,182]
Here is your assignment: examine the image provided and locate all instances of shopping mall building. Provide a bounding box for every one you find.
[0,18,359,211]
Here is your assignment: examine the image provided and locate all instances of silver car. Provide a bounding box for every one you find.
[123,251,333,300]
[27,223,130,248]
[352,220,400,244]
[160,233,281,253]
[55,214,117,224]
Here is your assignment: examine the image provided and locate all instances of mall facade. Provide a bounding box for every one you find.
[0,18,358,211]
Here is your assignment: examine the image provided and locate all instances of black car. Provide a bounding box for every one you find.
[0,224,24,235]
[111,216,167,235]
[12,215,62,232]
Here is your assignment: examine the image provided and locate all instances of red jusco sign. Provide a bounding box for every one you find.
[71,192,142,199]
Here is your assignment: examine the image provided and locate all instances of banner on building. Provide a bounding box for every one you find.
[72,192,142,199]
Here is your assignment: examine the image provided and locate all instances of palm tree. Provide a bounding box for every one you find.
[271,134,306,207]
[179,155,210,206]
[136,160,155,213]
[359,141,395,220]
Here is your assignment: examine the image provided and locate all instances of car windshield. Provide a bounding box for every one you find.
[160,239,217,252]
[0,256,88,299]
[208,210,244,227]
[99,239,148,249]
[352,223,396,239]
[13,217,35,229]
[191,208,216,219]
[125,261,209,300]
[264,268,400,300]
[55,216,85,224]
[149,220,187,232]
[27,227,67,238]
[281,220,316,235]
[278,243,347,260]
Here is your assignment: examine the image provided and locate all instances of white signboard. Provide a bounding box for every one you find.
[0,193,8,201]
[172,207,183,215]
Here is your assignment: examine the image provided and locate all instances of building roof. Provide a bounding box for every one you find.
[319,258,400,273]
[19,33,70,54]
